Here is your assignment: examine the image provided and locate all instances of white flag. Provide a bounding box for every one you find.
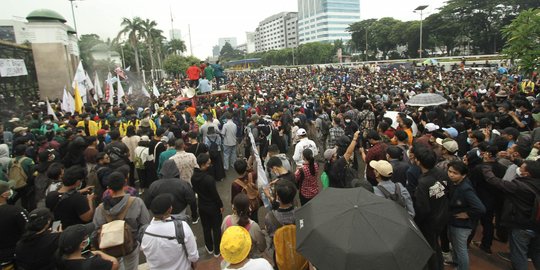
[127,86,133,95]
[85,71,94,90]
[61,87,75,114]
[94,72,103,99]
[46,97,59,121]
[141,85,151,97]
[246,128,270,208]
[152,81,160,97]
[107,72,115,105]
[72,61,87,101]
[117,76,125,106]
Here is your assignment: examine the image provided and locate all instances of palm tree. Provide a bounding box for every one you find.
[141,19,159,79]
[117,17,143,73]
[167,39,187,55]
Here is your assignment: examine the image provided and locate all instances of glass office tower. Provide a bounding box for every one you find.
[297,0,360,44]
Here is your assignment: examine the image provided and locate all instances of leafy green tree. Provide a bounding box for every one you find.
[502,9,540,75]
[166,39,187,55]
[163,54,200,77]
[297,42,334,64]
[78,34,103,71]
[371,17,402,59]
[348,18,377,57]
[117,17,143,73]
[141,19,162,79]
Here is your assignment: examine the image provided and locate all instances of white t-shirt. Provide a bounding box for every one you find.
[140,219,199,270]
[224,258,274,270]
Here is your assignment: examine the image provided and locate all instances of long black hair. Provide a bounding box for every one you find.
[233,193,250,228]
[303,148,316,175]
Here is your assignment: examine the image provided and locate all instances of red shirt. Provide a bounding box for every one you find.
[186,66,201,80]
[295,163,320,199]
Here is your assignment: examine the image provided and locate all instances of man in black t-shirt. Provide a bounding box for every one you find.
[104,130,129,169]
[45,166,94,229]
[0,181,28,267]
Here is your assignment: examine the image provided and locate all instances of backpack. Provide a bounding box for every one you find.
[134,148,146,170]
[208,136,220,156]
[93,197,136,257]
[233,173,261,213]
[270,212,308,270]
[9,157,30,189]
[376,183,407,208]
[138,218,189,259]
[106,145,124,164]
[319,115,331,136]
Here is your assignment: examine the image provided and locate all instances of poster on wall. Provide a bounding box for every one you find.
[0,58,28,77]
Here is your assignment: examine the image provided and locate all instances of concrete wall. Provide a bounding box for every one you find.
[32,43,73,100]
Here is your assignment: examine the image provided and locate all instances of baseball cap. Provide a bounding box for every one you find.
[442,127,458,138]
[296,128,307,136]
[13,127,28,134]
[140,135,150,142]
[58,223,95,254]
[220,226,252,264]
[424,123,440,132]
[369,160,393,178]
[324,147,337,160]
[436,138,459,153]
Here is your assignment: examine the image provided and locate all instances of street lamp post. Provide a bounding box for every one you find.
[414,5,428,59]
[365,27,368,62]
[68,0,81,38]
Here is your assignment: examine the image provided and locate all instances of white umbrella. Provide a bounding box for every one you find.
[406,93,447,107]
[384,111,418,136]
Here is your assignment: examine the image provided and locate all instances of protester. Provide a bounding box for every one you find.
[191,153,223,257]
[220,226,273,270]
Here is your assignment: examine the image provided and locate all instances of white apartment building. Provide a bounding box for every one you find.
[255,12,298,52]
[297,0,360,44]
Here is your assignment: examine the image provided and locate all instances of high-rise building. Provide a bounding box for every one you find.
[169,28,182,40]
[218,37,237,51]
[246,32,256,53]
[212,45,221,57]
[297,0,360,44]
[254,12,298,52]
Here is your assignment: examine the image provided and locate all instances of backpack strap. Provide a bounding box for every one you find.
[153,141,162,160]
[269,210,283,230]
[376,185,393,199]
[103,197,136,223]
[394,183,401,195]
[234,178,248,191]
[173,219,189,259]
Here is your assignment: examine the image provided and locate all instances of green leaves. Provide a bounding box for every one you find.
[502,8,540,75]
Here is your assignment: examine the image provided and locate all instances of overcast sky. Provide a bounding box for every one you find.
[2,0,446,59]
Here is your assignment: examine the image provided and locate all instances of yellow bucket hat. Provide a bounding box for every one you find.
[220,226,252,264]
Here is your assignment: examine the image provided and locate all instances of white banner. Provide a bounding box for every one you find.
[0,59,28,77]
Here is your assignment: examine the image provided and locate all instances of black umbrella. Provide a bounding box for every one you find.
[296,188,432,270]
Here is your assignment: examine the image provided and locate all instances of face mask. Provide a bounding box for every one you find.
[77,181,83,190]
[345,119,351,124]
[516,167,523,177]
[44,120,51,124]
[467,138,473,145]
[477,150,482,158]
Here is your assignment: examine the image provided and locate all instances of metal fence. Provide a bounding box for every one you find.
[0,40,39,108]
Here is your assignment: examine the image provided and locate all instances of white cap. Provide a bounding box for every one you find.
[425,123,440,132]
[296,128,307,136]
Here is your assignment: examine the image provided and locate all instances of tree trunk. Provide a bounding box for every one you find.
[133,42,141,74]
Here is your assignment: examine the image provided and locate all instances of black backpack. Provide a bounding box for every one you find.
[376,183,407,209]
[138,219,188,258]
[208,136,220,156]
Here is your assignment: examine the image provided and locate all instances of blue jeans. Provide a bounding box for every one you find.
[223,145,237,170]
[510,229,540,270]
[449,226,472,270]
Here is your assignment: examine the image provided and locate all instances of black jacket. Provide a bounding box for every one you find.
[191,168,223,212]
[144,178,198,218]
[389,159,409,186]
[448,178,486,229]
[482,166,540,231]
[414,168,449,233]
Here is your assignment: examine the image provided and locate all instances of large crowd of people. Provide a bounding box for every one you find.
[1,60,540,270]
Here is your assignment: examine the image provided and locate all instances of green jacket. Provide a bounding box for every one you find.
[205,65,215,81]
